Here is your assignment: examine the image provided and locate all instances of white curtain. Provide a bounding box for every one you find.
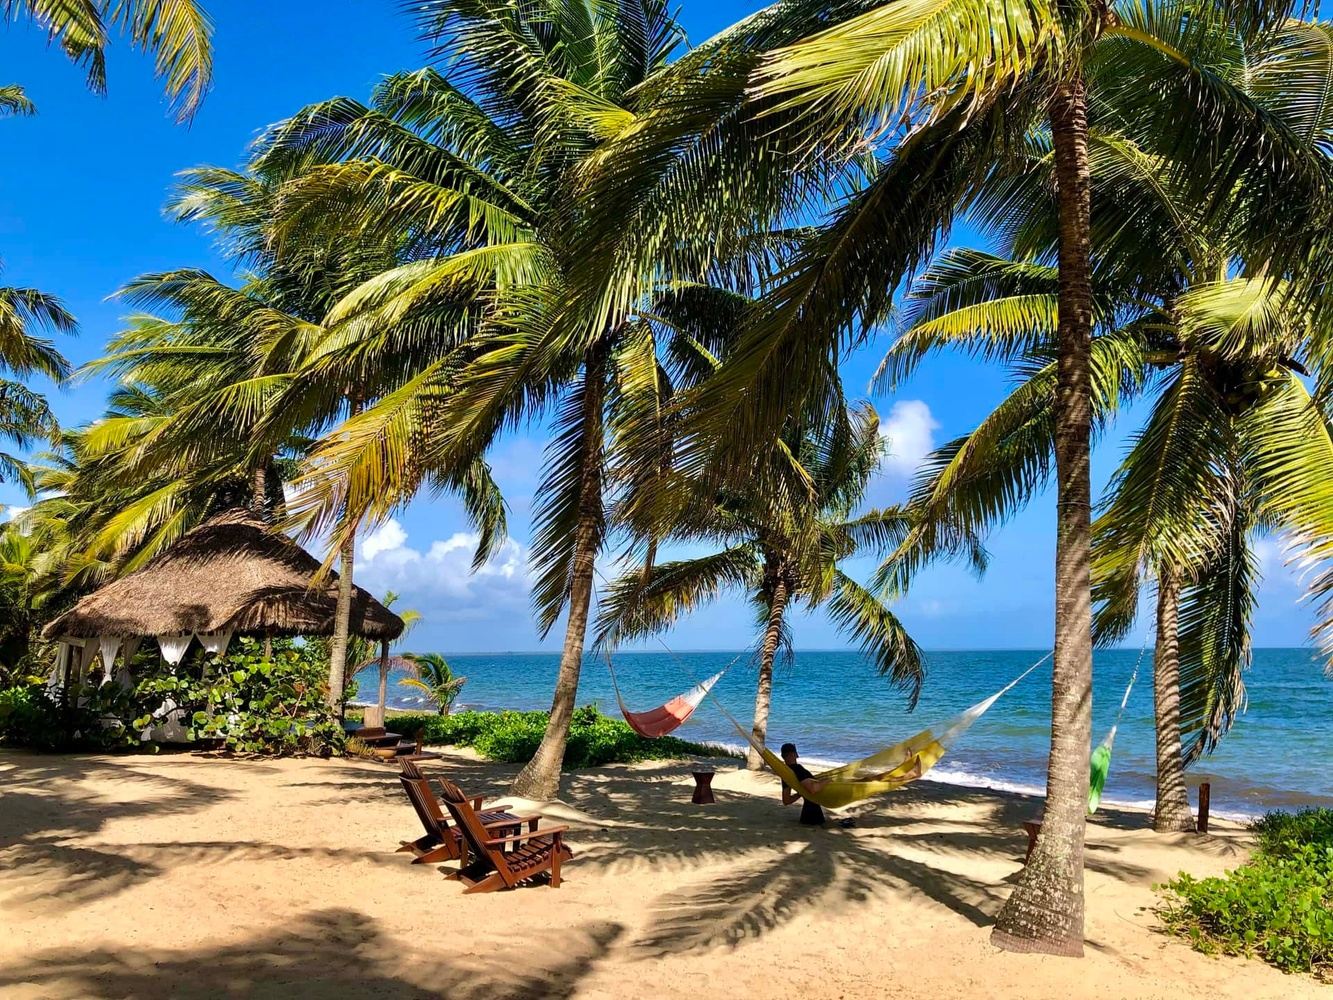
[115,637,141,690]
[97,636,121,686]
[156,634,193,666]
[146,636,193,743]
[46,642,70,693]
[197,630,233,657]
[73,640,97,706]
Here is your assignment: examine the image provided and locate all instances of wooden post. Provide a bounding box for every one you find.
[1197,782,1211,834]
[377,639,390,717]
[263,630,272,661]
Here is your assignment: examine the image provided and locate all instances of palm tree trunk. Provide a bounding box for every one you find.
[325,523,359,717]
[992,73,1095,958]
[747,568,790,770]
[268,459,287,520]
[326,398,363,719]
[251,464,268,520]
[1153,569,1195,832]
[510,352,606,800]
[376,639,390,720]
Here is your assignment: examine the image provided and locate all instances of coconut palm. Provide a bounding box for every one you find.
[873,8,1333,834]
[0,277,75,491]
[72,160,506,715]
[244,1,829,799]
[596,401,982,770]
[882,246,1333,832]
[568,0,1332,953]
[4,1,213,122]
[0,521,46,677]
[399,652,466,716]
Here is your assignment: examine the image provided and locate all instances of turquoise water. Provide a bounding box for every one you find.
[355,648,1333,818]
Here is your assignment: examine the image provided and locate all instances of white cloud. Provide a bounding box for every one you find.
[1253,534,1318,592]
[4,505,29,522]
[879,400,939,477]
[362,519,408,560]
[356,518,530,621]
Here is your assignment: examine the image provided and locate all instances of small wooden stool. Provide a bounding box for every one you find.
[691,770,716,804]
[1022,820,1043,864]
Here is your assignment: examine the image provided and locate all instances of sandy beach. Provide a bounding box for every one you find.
[0,747,1321,1000]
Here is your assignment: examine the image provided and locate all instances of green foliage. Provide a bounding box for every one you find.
[132,639,343,756]
[0,678,131,752]
[2,639,343,756]
[1158,810,1333,979]
[0,682,66,750]
[388,704,735,769]
[1252,809,1333,860]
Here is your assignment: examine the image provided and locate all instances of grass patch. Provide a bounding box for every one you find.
[379,704,738,768]
[1157,808,1333,980]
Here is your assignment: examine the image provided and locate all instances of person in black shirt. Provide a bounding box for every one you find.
[779,742,826,826]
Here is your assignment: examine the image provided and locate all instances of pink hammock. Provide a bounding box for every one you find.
[608,662,727,739]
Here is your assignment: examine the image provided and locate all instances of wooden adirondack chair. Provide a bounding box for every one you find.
[396,759,525,864]
[438,777,574,893]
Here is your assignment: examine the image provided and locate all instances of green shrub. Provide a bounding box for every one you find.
[386,703,735,768]
[138,640,343,756]
[0,679,134,751]
[2,640,344,756]
[1252,809,1333,859]
[472,710,547,762]
[1158,809,1333,980]
[0,681,64,749]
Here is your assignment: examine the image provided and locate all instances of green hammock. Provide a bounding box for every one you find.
[1087,636,1149,814]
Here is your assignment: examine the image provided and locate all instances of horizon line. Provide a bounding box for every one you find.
[420,645,1319,657]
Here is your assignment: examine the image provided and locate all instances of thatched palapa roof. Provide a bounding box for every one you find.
[43,508,404,641]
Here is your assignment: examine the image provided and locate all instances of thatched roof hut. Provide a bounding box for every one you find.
[43,508,404,642]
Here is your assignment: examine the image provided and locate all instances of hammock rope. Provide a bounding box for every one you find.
[706,653,1051,810]
[1088,627,1152,814]
[592,563,745,739]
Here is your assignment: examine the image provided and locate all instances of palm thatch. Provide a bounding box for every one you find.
[42,508,404,641]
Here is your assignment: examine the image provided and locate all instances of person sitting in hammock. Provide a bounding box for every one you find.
[780,743,827,826]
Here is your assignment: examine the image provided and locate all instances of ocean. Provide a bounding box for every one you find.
[354,647,1333,819]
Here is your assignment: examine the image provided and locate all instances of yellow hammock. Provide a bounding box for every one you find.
[722,655,1049,810]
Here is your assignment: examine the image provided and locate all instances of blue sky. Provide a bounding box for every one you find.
[0,1,1321,653]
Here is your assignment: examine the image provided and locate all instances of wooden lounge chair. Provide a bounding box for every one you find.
[396,759,525,864]
[438,776,574,893]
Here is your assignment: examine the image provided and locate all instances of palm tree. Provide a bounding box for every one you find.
[244,1,816,800]
[568,0,1330,953]
[884,254,1333,834]
[399,652,466,716]
[67,159,507,715]
[874,9,1333,832]
[596,402,980,769]
[0,276,75,492]
[4,1,213,122]
[0,522,46,677]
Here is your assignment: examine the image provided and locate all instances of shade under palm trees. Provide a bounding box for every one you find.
[567,0,1333,954]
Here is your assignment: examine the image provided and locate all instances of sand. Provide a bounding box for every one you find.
[0,747,1322,1000]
